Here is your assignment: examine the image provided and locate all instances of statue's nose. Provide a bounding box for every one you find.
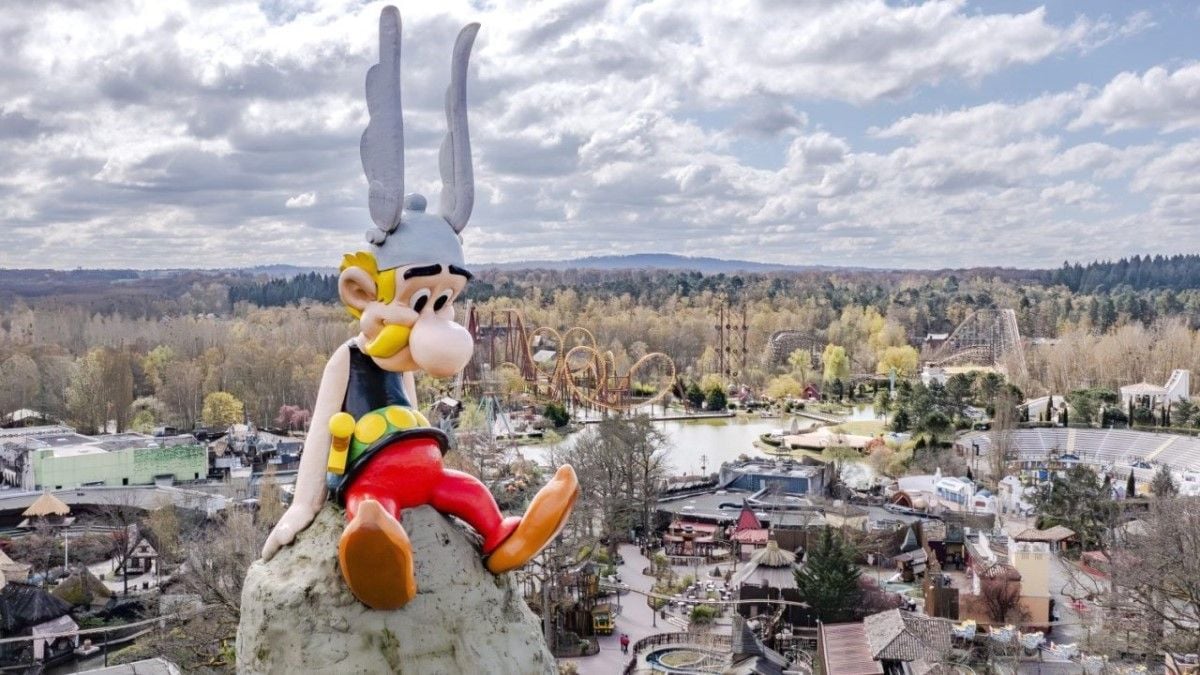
[409,316,473,378]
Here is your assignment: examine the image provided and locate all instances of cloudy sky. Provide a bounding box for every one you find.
[0,0,1197,270]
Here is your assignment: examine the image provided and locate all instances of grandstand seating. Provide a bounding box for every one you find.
[957,427,1200,482]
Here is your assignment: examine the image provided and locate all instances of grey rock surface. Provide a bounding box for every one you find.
[236,505,555,674]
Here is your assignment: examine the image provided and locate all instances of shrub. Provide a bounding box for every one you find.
[690,604,717,624]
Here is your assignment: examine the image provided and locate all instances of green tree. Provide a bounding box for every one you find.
[1175,398,1198,428]
[944,373,974,414]
[1150,465,1178,498]
[793,527,861,623]
[202,391,244,428]
[821,344,850,384]
[543,402,570,428]
[685,382,705,409]
[705,388,727,411]
[916,410,953,446]
[1033,464,1114,550]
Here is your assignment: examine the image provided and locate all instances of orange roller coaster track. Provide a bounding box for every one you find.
[465,307,677,413]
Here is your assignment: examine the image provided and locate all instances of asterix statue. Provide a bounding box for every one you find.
[260,6,579,611]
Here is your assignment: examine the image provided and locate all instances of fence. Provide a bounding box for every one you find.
[621,631,732,675]
[0,604,213,671]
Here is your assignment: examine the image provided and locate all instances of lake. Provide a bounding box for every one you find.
[519,404,880,476]
[519,415,782,476]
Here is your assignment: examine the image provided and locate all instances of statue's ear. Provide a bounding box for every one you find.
[339,266,378,315]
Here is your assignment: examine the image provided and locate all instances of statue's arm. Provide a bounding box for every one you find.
[402,370,418,409]
[261,343,351,560]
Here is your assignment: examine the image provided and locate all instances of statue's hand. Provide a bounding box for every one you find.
[261,503,318,561]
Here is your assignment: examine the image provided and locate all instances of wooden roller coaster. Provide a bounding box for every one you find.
[464,307,677,413]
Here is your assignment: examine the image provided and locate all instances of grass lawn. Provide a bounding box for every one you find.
[831,419,887,435]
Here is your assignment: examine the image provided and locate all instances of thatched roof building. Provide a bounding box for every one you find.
[22,492,71,517]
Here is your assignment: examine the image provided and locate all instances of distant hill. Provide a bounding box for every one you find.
[475,253,838,274]
[236,264,339,278]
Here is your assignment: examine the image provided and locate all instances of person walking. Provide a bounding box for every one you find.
[620,633,630,654]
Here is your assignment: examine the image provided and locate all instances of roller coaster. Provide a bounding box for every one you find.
[928,308,1027,378]
[765,331,824,368]
[464,307,677,413]
[767,308,1028,378]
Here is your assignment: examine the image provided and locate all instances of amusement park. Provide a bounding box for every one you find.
[1,2,1199,675]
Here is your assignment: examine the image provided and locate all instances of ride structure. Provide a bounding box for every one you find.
[928,308,1027,378]
[765,330,824,369]
[464,307,677,413]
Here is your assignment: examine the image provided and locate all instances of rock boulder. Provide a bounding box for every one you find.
[236,505,556,674]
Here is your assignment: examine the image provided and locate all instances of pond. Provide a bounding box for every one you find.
[520,415,788,476]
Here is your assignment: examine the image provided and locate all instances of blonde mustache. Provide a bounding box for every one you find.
[364,324,412,358]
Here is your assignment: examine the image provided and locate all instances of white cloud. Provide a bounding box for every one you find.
[285,191,318,208]
[0,0,1191,270]
[1073,63,1200,133]
[872,90,1087,143]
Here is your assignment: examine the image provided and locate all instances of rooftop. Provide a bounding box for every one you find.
[22,492,71,517]
[1121,382,1168,395]
[820,622,884,675]
[1012,525,1075,543]
[730,559,797,590]
[50,445,109,458]
[863,610,952,663]
[722,459,824,478]
[658,488,921,529]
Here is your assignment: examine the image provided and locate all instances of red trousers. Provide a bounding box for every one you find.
[343,439,519,553]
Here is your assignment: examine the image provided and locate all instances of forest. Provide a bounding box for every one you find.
[5,254,1200,433]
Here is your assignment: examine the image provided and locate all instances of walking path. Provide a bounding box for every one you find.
[562,544,659,675]
[85,556,159,594]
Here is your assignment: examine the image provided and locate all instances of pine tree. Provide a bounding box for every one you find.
[1150,465,1178,499]
[1126,470,1137,499]
[793,527,861,623]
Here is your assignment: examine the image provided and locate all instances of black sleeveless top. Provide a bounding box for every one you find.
[342,342,412,418]
[328,342,448,505]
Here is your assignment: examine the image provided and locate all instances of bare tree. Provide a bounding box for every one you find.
[97,493,145,596]
[0,353,39,420]
[1104,497,1200,655]
[979,575,1026,624]
[256,466,286,528]
[144,498,181,565]
[161,358,205,429]
[989,389,1018,484]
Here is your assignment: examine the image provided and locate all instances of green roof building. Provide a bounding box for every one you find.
[30,435,206,490]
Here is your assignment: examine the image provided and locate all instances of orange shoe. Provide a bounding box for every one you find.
[338,499,416,609]
[486,465,580,574]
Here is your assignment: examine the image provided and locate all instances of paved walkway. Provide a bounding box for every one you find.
[563,544,663,675]
[86,557,159,595]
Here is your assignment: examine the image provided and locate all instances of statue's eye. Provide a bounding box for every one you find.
[410,289,431,313]
[433,290,453,312]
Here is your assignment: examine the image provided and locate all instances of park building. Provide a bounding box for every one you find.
[0,425,206,491]
[717,458,827,496]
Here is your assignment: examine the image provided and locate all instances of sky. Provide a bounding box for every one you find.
[0,0,1197,271]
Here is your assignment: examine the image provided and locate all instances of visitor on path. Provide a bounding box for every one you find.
[620,633,630,653]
